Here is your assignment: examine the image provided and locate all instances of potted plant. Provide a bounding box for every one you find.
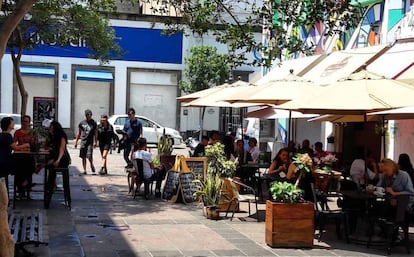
[265,153,314,248]
[204,143,238,211]
[157,129,175,171]
[193,172,223,219]
[204,143,237,177]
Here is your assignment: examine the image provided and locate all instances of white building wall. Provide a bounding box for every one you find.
[1,18,260,136]
[1,57,14,113]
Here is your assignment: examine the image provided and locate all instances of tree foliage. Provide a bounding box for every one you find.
[145,0,361,68]
[179,45,230,93]
[0,0,123,115]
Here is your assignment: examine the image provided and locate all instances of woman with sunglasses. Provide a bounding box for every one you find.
[96,115,116,175]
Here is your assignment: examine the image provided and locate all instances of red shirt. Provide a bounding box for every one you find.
[14,129,36,145]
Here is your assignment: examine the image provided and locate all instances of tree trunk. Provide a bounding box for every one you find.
[11,29,28,116]
[0,0,36,61]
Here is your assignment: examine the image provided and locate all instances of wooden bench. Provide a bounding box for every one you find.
[8,212,48,256]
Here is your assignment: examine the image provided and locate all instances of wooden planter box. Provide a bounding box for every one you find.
[265,200,314,248]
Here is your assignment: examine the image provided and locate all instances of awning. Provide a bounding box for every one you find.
[75,70,113,82]
[301,45,389,85]
[368,42,414,79]
[255,54,325,85]
[20,66,55,77]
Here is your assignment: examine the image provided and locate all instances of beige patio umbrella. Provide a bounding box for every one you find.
[308,114,379,123]
[368,106,414,120]
[182,80,260,138]
[246,106,318,119]
[223,71,320,143]
[225,70,319,105]
[278,69,414,115]
[278,69,414,161]
[176,83,229,103]
[183,80,258,108]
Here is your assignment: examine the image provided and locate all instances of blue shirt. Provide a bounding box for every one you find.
[123,118,142,142]
[377,170,414,195]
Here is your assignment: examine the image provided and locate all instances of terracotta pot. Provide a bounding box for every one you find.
[265,200,314,248]
[205,206,220,220]
[159,155,176,171]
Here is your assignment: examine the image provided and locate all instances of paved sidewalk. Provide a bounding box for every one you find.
[11,143,412,257]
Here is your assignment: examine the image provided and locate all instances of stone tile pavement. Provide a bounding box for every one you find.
[10,142,413,257]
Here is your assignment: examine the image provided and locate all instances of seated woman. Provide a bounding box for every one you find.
[45,121,71,209]
[268,148,290,179]
[398,153,414,185]
[377,158,414,203]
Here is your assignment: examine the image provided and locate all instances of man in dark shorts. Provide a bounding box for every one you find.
[75,109,98,175]
[123,108,142,168]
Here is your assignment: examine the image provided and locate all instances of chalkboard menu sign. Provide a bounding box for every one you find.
[162,171,181,202]
[179,172,198,204]
[181,157,207,180]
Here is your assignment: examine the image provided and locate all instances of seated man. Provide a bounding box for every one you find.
[193,135,209,157]
[248,137,260,163]
[133,137,165,198]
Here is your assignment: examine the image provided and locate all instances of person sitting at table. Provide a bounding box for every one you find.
[248,137,260,163]
[350,147,378,185]
[268,148,290,179]
[298,139,314,158]
[133,137,165,198]
[208,130,220,145]
[287,140,297,159]
[13,115,36,199]
[377,158,414,206]
[0,117,30,181]
[234,139,253,184]
[222,135,235,160]
[398,153,414,185]
[314,141,327,159]
[235,139,252,166]
[44,121,71,208]
[193,135,209,157]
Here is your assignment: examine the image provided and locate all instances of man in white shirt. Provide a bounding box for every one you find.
[248,137,260,163]
[133,137,164,198]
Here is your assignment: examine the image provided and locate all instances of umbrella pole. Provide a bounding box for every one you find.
[364,113,368,184]
[382,115,386,158]
[287,110,292,145]
[200,107,206,141]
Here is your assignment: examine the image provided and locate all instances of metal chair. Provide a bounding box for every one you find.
[311,183,349,242]
[132,159,154,200]
[368,194,411,254]
[225,178,259,221]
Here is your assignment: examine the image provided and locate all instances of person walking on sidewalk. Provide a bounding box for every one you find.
[96,114,115,175]
[123,108,142,168]
[75,109,97,175]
